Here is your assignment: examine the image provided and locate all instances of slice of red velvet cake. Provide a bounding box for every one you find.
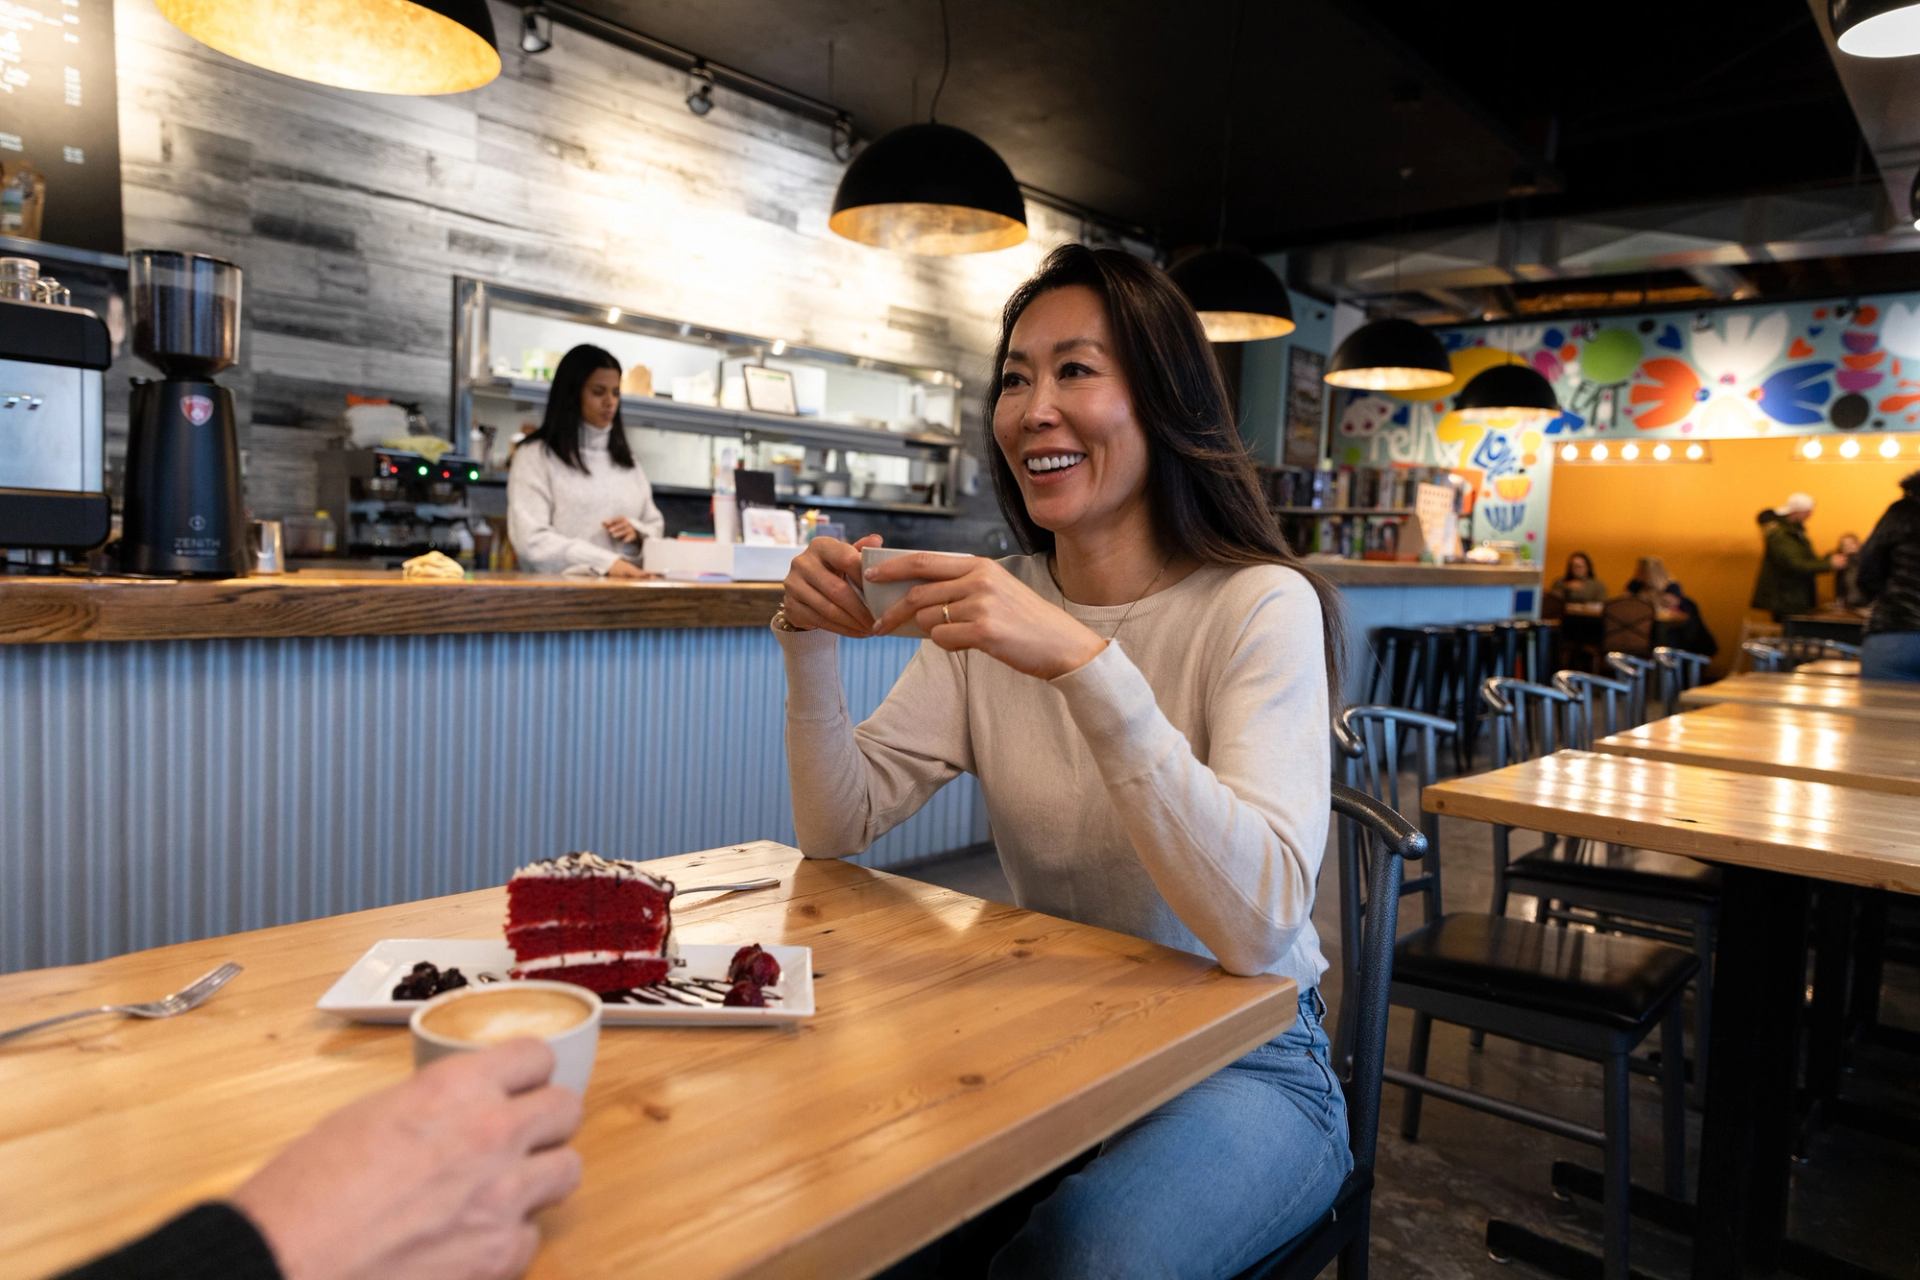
[504,851,676,991]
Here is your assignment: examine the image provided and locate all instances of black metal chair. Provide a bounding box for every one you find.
[1336,703,1695,1280]
[1603,651,1656,725]
[1485,675,1721,1106]
[1234,782,1426,1280]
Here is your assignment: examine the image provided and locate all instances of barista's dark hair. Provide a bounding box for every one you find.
[529,344,634,473]
[986,243,1346,708]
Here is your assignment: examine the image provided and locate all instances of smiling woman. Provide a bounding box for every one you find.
[772,244,1350,1278]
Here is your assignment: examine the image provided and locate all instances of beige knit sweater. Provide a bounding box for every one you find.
[776,554,1332,986]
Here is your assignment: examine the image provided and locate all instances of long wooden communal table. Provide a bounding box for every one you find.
[1593,702,1920,796]
[1426,752,1920,1279]
[1791,659,1861,678]
[0,841,1297,1280]
[1679,671,1920,722]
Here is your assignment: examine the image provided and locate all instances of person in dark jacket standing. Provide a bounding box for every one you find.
[1750,491,1845,621]
[1856,471,1920,681]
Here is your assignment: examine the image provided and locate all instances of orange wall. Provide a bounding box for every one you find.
[1545,439,1914,673]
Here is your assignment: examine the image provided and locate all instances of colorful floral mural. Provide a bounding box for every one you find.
[1332,293,1920,558]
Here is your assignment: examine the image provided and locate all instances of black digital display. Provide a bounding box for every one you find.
[0,0,123,256]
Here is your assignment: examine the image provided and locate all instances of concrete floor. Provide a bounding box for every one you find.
[906,805,1920,1279]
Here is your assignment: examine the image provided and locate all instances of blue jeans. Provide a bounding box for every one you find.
[987,990,1352,1280]
[1861,631,1920,682]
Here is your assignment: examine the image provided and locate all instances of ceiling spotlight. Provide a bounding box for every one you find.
[1652,442,1672,461]
[1685,442,1705,461]
[1804,439,1824,459]
[1621,442,1641,461]
[1560,443,1579,462]
[518,4,551,54]
[1832,0,1920,57]
[1591,442,1610,461]
[1881,436,1902,458]
[1840,437,1862,458]
[831,112,854,164]
[686,62,715,116]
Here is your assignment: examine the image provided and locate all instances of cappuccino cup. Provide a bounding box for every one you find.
[410,981,602,1093]
[859,546,975,639]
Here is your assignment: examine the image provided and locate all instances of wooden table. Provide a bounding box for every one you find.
[1679,671,1920,723]
[1562,600,1688,625]
[1792,659,1861,678]
[0,841,1296,1279]
[1426,753,1920,1278]
[1593,703,1920,796]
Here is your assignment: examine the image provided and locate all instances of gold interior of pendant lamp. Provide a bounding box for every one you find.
[1323,366,1456,391]
[158,0,500,95]
[1195,310,1298,342]
[829,203,1028,256]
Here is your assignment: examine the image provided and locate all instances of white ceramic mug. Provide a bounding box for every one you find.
[859,545,975,639]
[410,981,602,1094]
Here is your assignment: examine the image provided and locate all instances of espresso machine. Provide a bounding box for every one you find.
[0,259,112,566]
[119,250,250,577]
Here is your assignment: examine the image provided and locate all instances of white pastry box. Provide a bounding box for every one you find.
[643,538,802,582]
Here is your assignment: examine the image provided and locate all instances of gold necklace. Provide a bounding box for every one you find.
[1054,551,1178,643]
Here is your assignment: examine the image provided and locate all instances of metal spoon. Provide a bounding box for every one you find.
[676,877,781,896]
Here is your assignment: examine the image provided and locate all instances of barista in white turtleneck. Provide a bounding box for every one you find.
[507,344,665,577]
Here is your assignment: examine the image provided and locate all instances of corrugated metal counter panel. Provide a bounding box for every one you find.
[0,629,988,972]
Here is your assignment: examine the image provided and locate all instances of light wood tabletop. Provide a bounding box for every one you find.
[1792,659,1861,678]
[0,841,1295,1280]
[1678,672,1920,722]
[1592,704,1920,796]
[1424,750,1920,895]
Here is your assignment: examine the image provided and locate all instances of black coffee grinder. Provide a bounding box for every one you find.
[120,250,249,577]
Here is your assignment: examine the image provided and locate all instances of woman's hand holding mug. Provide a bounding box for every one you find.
[868,553,1105,681]
[781,534,884,637]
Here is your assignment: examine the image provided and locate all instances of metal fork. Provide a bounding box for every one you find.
[0,962,242,1044]
[677,878,781,896]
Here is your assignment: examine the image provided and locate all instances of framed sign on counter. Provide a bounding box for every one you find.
[1283,346,1326,467]
[0,0,123,257]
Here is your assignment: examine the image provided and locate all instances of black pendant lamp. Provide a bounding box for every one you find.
[1170,248,1296,342]
[830,122,1027,255]
[1324,318,1453,391]
[1832,0,1920,57]
[157,0,500,95]
[1456,360,1560,421]
[829,0,1026,255]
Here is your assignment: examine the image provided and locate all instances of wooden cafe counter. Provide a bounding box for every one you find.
[0,560,1532,977]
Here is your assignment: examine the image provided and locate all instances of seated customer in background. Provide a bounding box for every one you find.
[1625,554,1672,604]
[1855,470,1920,682]
[1549,550,1607,603]
[59,1041,582,1280]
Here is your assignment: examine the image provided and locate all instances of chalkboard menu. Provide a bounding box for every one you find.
[0,0,123,256]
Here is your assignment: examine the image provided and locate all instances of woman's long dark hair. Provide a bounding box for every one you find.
[1563,551,1593,580]
[985,243,1346,708]
[526,344,635,473]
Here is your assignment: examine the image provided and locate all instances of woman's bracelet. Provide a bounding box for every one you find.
[771,606,812,633]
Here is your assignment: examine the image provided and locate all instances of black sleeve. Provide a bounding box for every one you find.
[1856,502,1910,599]
[54,1203,281,1280]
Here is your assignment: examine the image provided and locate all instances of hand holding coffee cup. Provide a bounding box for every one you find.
[411,982,603,1094]
[866,551,1110,680]
[780,532,884,637]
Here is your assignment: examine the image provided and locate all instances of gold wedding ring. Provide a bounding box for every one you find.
[941,604,952,626]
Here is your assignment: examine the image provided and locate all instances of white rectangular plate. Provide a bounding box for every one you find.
[317,939,814,1027]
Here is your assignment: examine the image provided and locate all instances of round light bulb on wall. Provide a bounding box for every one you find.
[1840,438,1862,458]
[1560,443,1579,462]
[1881,436,1903,458]
[1685,442,1705,461]
[1591,442,1610,461]
[1652,442,1672,461]
[1803,439,1825,459]
[1620,442,1640,461]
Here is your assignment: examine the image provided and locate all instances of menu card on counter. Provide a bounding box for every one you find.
[1415,482,1460,562]
[0,0,123,255]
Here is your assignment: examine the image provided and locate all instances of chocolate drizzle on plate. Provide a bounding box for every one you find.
[601,976,782,1007]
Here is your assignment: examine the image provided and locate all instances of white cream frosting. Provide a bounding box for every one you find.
[510,850,675,894]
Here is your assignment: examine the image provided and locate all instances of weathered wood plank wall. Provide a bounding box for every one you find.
[109,0,1102,548]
